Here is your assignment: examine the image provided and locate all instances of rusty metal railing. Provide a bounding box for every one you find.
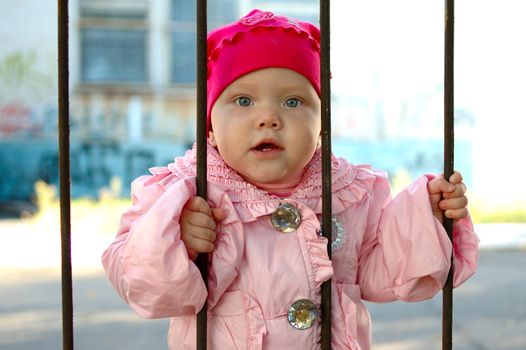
[58,0,74,349]
[319,1,333,349]
[195,0,208,349]
[442,1,455,349]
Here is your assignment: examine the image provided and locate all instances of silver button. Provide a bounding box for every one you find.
[287,299,318,330]
[270,203,301,233]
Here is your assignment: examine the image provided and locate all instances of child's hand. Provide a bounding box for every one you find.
[180,196,226,260]
[427,171,469,224]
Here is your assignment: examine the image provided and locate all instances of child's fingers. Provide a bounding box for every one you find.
[442,182,467,199]
[185,211,217,230]
[444,207,468,220]
[439,196,468,211]
[188,236,216,254]
[185,197,225,223]
[185,196,213,216]
[181,225,217,259]
[428,177,455,195]
[181,197,223,259]
[448,171,463,185]
[189,226,217,243]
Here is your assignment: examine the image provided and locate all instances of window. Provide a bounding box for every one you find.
[171,31,196,83]
[170,0,238,84]
[79,1,148,83]
[81,29,146,82]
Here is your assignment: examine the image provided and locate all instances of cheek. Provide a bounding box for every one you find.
[209,123,229,145]
[214,132,237,159]
[300,125,321,145]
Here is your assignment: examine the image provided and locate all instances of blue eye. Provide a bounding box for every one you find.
[235,97,252,107]
[284,98,301,108]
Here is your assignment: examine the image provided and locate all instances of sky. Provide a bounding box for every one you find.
[330,0,526,205]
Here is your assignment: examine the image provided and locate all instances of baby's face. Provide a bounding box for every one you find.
[210,68,321,191]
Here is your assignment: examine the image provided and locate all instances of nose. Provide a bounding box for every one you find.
[256,107,282,129]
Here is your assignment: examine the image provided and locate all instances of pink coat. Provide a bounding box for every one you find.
[102,145,479,350]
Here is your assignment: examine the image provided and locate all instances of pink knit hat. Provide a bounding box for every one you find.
[207,9,321,131]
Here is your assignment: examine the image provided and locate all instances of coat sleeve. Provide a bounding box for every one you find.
[101,175,208,318]
[357,174,479,303]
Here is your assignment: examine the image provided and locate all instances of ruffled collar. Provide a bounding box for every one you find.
[149,144,376,222]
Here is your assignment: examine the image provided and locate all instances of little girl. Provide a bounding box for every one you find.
[102,9,478,350]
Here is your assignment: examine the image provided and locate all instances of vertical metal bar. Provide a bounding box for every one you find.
[195,0,208,349]
[320,1,332,349]
[442,0,455,349]
[58,0,74,349]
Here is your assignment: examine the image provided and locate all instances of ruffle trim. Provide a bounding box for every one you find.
[294,208,334,311]
[147,144,378,222]
[306,232,334,291]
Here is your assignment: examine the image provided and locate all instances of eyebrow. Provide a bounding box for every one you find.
[229,82,313,94]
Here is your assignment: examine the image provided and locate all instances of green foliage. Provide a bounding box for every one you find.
[0,50,55,88]
[32,179,130,236]
[33,180,57,215]
[469,201,526,223]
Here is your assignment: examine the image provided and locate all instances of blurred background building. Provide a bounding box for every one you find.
[0,0,322,203]
[1,0,524,218]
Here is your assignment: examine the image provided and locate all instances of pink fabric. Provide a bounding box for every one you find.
[207,9,321,131]
[102,145,479,350]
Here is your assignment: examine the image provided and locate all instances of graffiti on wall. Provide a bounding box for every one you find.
[0,101,58,138]
[0,50,58,139]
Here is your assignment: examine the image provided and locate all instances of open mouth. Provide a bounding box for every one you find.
[252,140,283,152]
[254,143,279,151]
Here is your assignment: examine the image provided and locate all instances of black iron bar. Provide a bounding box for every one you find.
[442,1,455,349]
[320,1,332,349]
[195,0,208,349]
[58,0,74,349]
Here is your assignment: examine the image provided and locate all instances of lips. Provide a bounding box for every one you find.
[251,139,283,152]
[254,143,280,151]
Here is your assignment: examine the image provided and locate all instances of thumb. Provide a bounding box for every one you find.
[185,196,213,216]
[428,177,455,195]
[212,207,226,222]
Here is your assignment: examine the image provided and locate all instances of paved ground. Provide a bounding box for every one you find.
[0,250,524,350]
[1,216,525,349]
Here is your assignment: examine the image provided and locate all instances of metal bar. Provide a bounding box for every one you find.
[195,0,208,349]
[320,1,332,349]
[442,0,455,349]
[58,0,74,349]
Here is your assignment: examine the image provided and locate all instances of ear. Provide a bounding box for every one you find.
[208,131,217,147]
